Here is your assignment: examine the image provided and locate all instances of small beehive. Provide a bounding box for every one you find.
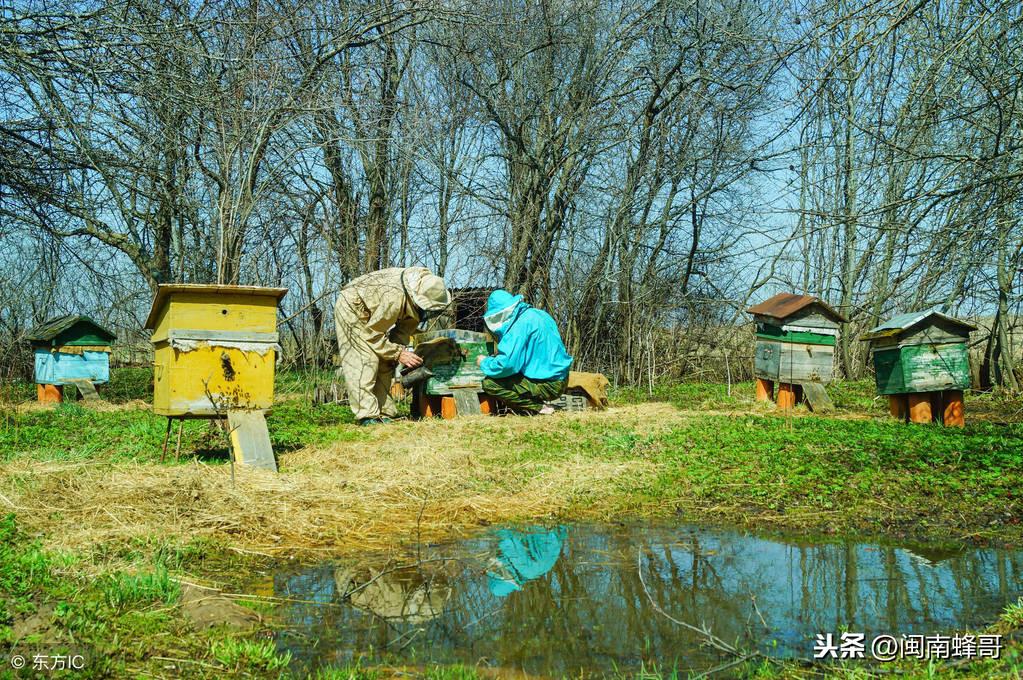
[144,284,287,417]
[409,328,496,418]
[747,293,848,409]
[860,310,975,426]
[29,315,116,402]
[413,328,494,396]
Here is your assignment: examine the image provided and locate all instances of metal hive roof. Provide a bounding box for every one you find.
[746,293,848,323]
[26,315,116,343]
[861,310,977,341]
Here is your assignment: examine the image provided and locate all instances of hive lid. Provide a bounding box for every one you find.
[860,309,977,341]
[144,284,288,329]
[27,314,116,345]
[746,293,848,323]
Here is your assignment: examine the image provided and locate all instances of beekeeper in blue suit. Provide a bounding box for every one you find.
[476,289,573,414]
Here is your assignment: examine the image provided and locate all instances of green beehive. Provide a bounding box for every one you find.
[747,293,848,385]
[411,329,495,396]
[860,311,975,395]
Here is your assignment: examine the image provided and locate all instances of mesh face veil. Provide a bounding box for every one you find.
[484,302,519,333]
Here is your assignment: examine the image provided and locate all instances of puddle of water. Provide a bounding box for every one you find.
[261,523,1023,676]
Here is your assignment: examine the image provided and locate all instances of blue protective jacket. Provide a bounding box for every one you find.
[480,300,573,381]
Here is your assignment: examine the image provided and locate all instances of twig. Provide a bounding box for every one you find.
[636,546,745,657]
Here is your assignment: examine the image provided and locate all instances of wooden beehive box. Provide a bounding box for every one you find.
[29,315,116,402]
[860,311,974,395]
[747,293,848,385]
[411,328,494,396]
[144,284,287,417]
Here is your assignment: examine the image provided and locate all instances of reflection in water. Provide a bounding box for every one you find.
[335,565,451,624]
[267,523,1023,677]
[487,527,566,597]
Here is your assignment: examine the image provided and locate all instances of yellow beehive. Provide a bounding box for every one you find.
[144,284,288,417]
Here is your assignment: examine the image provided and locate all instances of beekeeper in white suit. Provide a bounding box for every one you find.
[334,267,451,425]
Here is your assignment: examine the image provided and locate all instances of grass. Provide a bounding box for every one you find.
[211,638,292,672]
[1,371,1022,677]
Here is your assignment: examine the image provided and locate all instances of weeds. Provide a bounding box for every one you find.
[1000,597,1023,630]
[211,637,292,672]
[101,568,179,610]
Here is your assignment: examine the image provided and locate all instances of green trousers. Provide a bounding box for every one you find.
[482,374,566,413]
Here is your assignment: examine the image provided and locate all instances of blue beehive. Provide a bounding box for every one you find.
[28,315,116,399]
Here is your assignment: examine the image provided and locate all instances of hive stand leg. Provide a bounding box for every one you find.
[440,396,457,419]
[776,383,797,409]
[479,394,497,415]
[226,410,277,472]
[754,378,774,402]
[421,395,440,418]
[37,383,62,404]
[942,390,965,427]
[411,385,422,419]
[888,395,908,422]
[174,419,184,461]
[907,393,932,424]
[161,418,173,461]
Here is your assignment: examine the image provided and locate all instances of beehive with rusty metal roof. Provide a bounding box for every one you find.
[747,293,848,384]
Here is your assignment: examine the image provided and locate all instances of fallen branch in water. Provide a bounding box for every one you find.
[636,546,748,658]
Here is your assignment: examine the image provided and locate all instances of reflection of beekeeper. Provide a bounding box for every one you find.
[335,267,450,425]
[335,567,450,624]
[486,527,567,597]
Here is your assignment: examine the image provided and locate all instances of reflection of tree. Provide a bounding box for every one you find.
[268,528,1023,676]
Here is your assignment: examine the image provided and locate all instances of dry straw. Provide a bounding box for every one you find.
[0,405,670,558]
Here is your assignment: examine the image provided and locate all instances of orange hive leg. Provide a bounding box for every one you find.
[776,383,797,409]
[888,395,908,422]
[755,378,774,402]
[907,393,932,424]
[942,390,964,427]
[422,395,441,418]
[37,384,62,404]
[441,396,457,420]
[479,394,497,415]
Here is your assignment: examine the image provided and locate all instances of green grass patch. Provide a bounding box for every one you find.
[211,637,292,672]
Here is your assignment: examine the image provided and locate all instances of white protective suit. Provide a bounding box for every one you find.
[334,267,450,420]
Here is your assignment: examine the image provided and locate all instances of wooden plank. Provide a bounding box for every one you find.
[753,341,781,380]
[872,347,906,394]
[902,343,971,392]
[151,292,278,343]
[67,379,100,401]
[799,382,834,413]
[756,323,836,346]
[227,410,277,472]
[778,343,835,383]
[754,378,773,402]
[786,308,842,330]
[452,389,482,415]
[154,345,276,416]
[167,330,279,343]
